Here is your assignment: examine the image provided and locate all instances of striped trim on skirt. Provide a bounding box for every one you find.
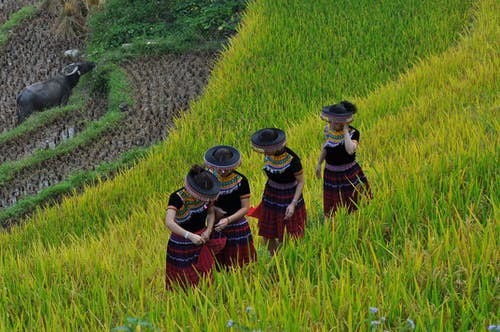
[258,179,307,241]
[212,217,257,268]
[323,161,371,216]
[165,229,224,289]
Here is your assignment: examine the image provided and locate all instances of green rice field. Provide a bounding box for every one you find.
[1,0,498,330]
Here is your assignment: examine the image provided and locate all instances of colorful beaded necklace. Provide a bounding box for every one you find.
[323,124,354,148]
[263,149,293,174]
[213,171,242,195]
[175,188,207,223]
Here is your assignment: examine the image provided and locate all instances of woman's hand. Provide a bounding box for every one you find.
[284,202,296,220]
[214,207,227,221]
[188,233,205,245]
[317,149,326,179]
[215,217,229,232]
[315,163,322,179]
[200,229,211,242]
[343,124,357,155]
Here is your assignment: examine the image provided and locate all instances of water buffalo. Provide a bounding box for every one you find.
[16,61,95,124]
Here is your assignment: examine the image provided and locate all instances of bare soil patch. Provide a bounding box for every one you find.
[0,5,215,212]
[0,8,86,131]
[0,0,37,25]
[0,53,214,209]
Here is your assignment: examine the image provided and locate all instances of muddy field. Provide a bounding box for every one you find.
[1,7,86,130]
[0,3,215,213]
[0,0,37,25]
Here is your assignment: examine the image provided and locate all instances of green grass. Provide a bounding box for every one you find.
[0,64,130,186]
[0,0,246,222]
[0,63,133,224]
[1,0,498,330]
[87,0,247,58]
[0,95,85,145]
[0,5,38,47]
[1,0,476,257]
[0,146,149,228]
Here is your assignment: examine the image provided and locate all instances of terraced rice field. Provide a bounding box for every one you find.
[1,0,497,330]
[0,1,215,217]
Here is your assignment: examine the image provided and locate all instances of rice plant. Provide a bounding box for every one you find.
[0,0,497,330]
[54,0,88,39]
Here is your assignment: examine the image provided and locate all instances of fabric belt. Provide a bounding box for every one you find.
[267,179,297,190]
[325,161,357,172]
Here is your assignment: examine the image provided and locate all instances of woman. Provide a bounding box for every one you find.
[251,128,307,256]
[315,100,371,217]
[204,145,257,268]
[165,164,224,289]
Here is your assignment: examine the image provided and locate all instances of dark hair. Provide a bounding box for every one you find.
[271,147,286,156]
[188,164,214,190]
[340,100,357,114]
[213,148,234,162]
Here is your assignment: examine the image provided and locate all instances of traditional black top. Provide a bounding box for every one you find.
[263,147,303,184]
[213,171,250,216]
[324,125,360,165]
[168,188,209,232]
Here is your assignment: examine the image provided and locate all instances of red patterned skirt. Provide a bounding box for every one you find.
[323,161,371,216]
[258,179,307,241]
[165,229,226,289]
[212,217,257,268]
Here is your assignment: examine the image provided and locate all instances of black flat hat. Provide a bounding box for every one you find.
[185,169,220,202]
[204,145,241,170]
[251,128,286,153]
[321,104,353,122]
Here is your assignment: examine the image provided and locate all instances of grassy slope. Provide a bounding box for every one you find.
[1,0,498,330]
[1,0,475,254]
